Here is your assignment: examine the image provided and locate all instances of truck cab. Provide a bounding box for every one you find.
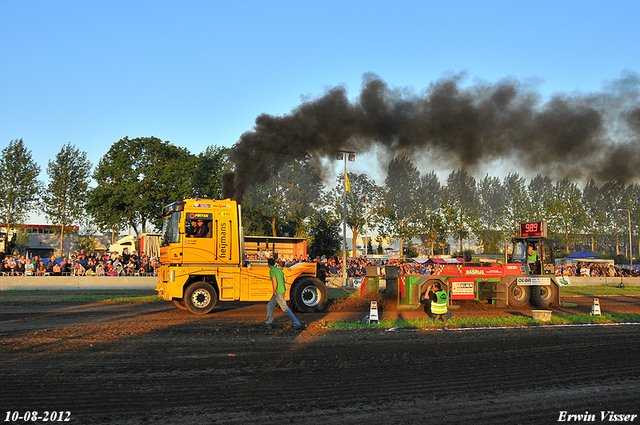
[511,237,556,276]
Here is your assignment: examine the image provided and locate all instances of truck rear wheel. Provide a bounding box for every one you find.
[530,285,557,308]
[291,278,327,313]
[184,281,217,314]
[508,283,530,306]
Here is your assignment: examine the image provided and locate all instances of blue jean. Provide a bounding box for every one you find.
[266,293,300,326]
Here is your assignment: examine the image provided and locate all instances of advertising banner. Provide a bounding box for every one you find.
[516,277,552,286]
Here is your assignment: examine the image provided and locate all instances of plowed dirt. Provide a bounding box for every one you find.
[2,294,639,424]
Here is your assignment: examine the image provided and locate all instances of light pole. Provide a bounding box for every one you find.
[363,194,368,255]
[618,208,632,265]
[358,192,368,256]
[337,150,355,286]
[504,238,509,264]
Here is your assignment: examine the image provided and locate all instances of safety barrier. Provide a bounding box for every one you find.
[559,276,640,286]
[1,275,639,292]
[0,275,157,291]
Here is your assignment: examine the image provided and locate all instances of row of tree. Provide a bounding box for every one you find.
[0,138,230,254]
[368,158,640,259]
[2,137,639,259]
[230,155,640,260]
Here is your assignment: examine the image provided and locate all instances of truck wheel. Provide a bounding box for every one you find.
[172,299,187,311]
[184,281,217,314]
[291,278,327,313]
[530,285,557,308]
[508,283,530,306]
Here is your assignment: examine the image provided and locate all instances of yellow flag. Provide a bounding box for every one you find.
[345,173,355,206]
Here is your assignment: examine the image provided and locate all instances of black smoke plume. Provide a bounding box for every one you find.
[223,71,640,202]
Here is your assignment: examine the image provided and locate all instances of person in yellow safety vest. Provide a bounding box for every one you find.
[428,282,449,321]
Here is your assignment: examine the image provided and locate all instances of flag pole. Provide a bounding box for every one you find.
[343,155,348,287]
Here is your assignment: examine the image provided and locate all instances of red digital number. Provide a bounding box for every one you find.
[521,222,541,236]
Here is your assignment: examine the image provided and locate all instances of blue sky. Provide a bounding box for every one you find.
[1,0,639,223]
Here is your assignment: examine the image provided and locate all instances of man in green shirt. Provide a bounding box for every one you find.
[528,245,538,274]
[264,258,305,330]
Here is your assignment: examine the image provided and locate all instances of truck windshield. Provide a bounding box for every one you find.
[512,241,527,263]
[541,240,555,274]
[161,212,181,246]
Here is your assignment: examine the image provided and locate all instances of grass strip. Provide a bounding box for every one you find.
[0,290,160,303]
[60,295,162,302]
[327,313,640,330]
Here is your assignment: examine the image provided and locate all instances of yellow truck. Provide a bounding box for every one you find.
[156,198,327,314]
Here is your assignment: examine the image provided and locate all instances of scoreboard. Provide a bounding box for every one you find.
[520,221,547,238]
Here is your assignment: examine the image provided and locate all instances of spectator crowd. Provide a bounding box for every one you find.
[250,250,640,281]
[4,244,639,280]
[0,247,160,277]
[555,263,640,277]
[247,251,434,279]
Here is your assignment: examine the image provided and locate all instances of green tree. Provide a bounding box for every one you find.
[403,240,420,258]
[328,172,384,257]
[280,161,324,238]
[445,169,479,252]
[87,136,196,237]
[0,139,42,231]
[13,228,30,255]
[307,210,342,258]
[380,157,421,258]
[476,174,505,254]
[192,145,230,199]
[582,179,607,252]
[240,186,275,236]
[528,174,553,221]
[42,143,93,256]
[242,157,323,237]
[629,184,640,261]
[599,180,630,256]
[416,171,444,256]
[76,233,103,254]
[503,173,530,238]
[548,177,587,252]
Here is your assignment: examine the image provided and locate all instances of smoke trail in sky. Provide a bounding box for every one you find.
[223,71,640,201]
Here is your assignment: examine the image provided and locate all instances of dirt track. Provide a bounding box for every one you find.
[2,296,640,424]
